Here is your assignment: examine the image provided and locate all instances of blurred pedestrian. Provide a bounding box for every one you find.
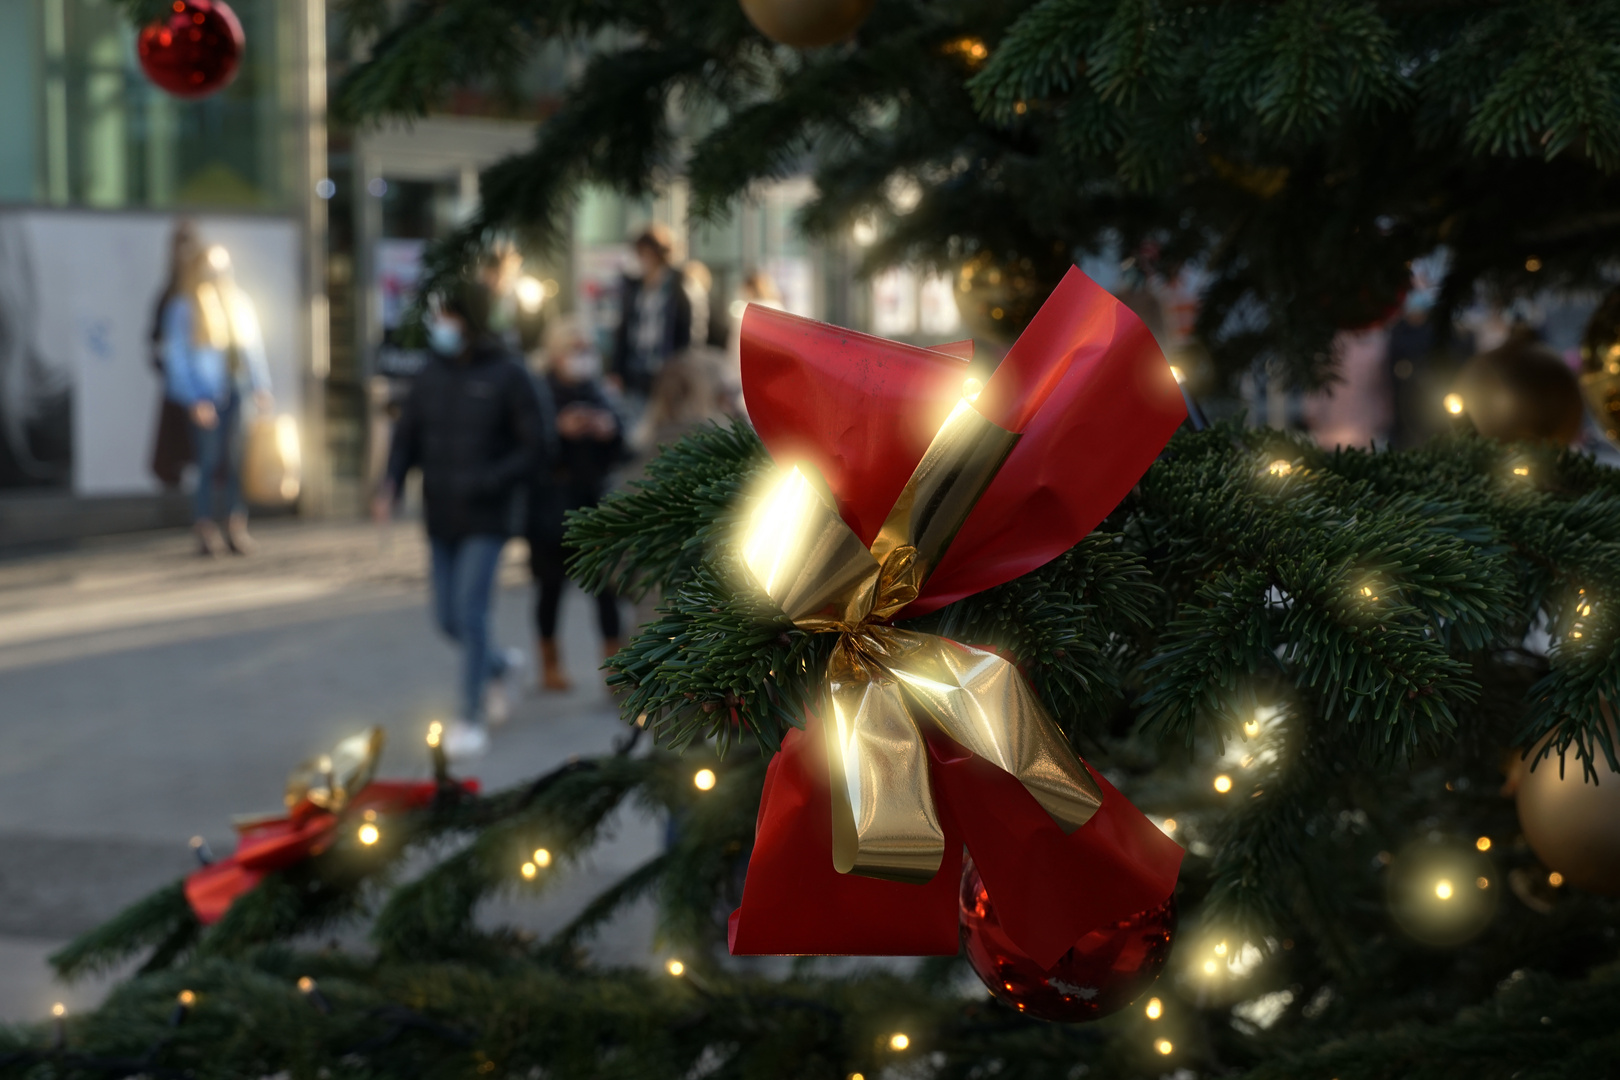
[724,270,784,415]
[528,317,625,691]
[373,277,554,758]
[149,220,199,489]
[161,243,272,556]
[609,224,691,405]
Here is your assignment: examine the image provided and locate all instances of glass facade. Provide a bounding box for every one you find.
[0,0,305,211]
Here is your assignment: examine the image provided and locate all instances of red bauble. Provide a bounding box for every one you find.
[137,1,245,99]
[960,860,1176,1023]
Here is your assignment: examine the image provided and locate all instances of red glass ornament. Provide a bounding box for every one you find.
[960,859,1176,1023]
[137,0,245,100]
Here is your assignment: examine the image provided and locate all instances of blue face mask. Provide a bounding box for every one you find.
[428,318,464,356]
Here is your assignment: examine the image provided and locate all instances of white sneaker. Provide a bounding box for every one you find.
[441,719,489,759]
[484,647,526,726]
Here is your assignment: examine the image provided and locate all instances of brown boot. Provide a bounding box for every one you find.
[539,638,572,692]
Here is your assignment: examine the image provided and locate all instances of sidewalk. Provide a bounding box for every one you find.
[0,519,659,1020]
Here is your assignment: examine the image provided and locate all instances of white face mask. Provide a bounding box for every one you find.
[562,348,599,380]
[428,317,464,357]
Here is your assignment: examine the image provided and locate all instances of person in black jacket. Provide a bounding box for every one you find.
[528,317,626,691]
[608,224,691,401]
[374,278,555,758]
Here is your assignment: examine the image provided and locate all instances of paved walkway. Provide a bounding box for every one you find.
[0,520,660,1020]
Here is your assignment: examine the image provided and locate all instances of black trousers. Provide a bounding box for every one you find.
[527,534,621,641]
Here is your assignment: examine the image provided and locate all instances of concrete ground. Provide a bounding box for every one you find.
[0,519,660,1021]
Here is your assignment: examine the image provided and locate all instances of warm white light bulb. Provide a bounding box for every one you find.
[1213,774,1233,794]
[1155,1039,1174,1055]
[693,768,717,791]
[1434,879,1453,900]
[533,848,552,867]
[888,1033,910,1052]
[358,823,380,845]
[1145,997,1162,1020]
[666,959,685,977]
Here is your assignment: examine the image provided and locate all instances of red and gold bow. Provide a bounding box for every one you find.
[185,728,476,924]
[727,267,1186,964]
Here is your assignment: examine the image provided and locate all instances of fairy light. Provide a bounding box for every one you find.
[358,823,380,845]
[1267,459,1293,477]
[1360,585,1380,601]
[1213,774,1233,794]
[1160,817,1178,834]
[1214,941,1228,956]
[297,977,315,994]
[1526,256,1543,272]
[521,861,538,880]
[1145,997,1163,1020]
[51,1003,65,1017]
[1203,960,1218,974]
[693,768,717,791]
[1444,393,1465,415]
[1513,465,1530,477]
[426,720,443,749]
[889,1033,911,1052]
[533,848,552,867]
[178,990,196,1007]
[666,959,685,977]
[1155,1039,1174,1055]
[1476,836,1492,852]
[1435,879,1454,900]
[1476,876,1490,889]
[1244,718,1261,738]
[1549,871,1565,887]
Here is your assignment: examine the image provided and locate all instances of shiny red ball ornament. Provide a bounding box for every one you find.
[137,0,245,100]
[960,860,1176,1023]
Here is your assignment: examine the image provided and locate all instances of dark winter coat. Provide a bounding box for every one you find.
[610,272,692,396]
[527,374,625,546]
[386,342,555,540]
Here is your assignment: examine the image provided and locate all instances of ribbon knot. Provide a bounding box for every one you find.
[743,387,1104,885]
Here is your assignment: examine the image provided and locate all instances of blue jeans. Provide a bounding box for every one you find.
[189,392,243,523]
[429,534,512,724]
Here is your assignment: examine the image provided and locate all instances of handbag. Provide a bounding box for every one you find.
[241,413,302,505]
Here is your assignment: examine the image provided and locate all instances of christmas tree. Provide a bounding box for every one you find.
[21,2,1618,1077]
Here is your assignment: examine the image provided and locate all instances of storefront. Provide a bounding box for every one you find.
[0,0,325,545]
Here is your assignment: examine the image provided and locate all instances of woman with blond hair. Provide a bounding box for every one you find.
[161,244,272,555]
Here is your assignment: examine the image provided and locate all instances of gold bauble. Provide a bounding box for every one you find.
[1578,287,1620,447]
[1452,330,1584,444]
[1513,726,1620,896]
[953,253,1049,345]
[739,0,874,47]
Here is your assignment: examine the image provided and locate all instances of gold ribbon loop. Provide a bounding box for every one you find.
[741,380,1103,884]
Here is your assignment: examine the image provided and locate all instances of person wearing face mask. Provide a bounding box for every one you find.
[527,317,626,692]
[374,277,555,758]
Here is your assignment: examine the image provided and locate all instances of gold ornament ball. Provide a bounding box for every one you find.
[1514,732,1620,896]
[740,0,874,48]
[1578,286,1620,448]
[1452,331,1584,444]
[954,253,1049,345]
